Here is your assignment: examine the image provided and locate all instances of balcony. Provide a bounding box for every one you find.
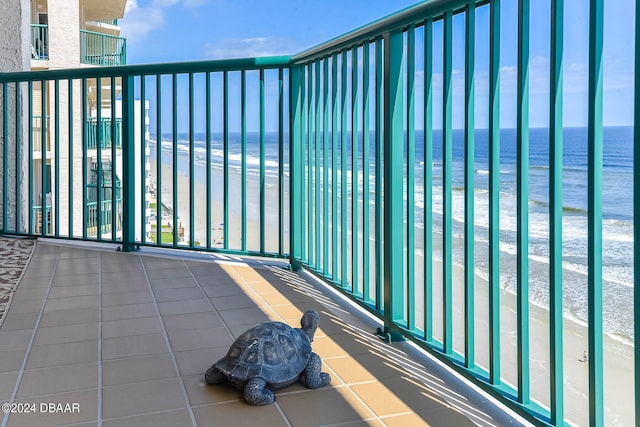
[0,1,636,426]
[80,30,126,66]
[86,117,123,150]
[30,24,49,60]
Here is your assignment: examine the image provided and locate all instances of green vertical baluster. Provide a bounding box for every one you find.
[305,65,310,263]
[301,65,307,262]
[41,80,47,236]
[278,68,284,256]
[206,73,211,249]
[223,71,229,249]
[68,80,73,237]
[140,76,147,245]
[383,29,405,336]
[587,0,604,425]
[290,65,303,270]
[352,45,359,297]
[96,78,102,240]
[156,75,162,246]
[2,83,7,231]
[489,0,501,385]
[172,74,178,247]
[464,4,476,370]
[54,80,59,237]
[111,76,117,241]
[332,53,339,281]
[121,76,136,251]
[241,70,247,252]
[16,82,22,233]
[375,37,384,310]
[315,60,321,269]
[443,13,453,353]
[260,69,265,254]
[341,49,348,290]
[189,72,195,248]
[82,78,87,240]
[407,25,416,331]
[549,0,564,423]
[323,58,329,275]
[362,42,371,304]
[516,0,530,404]
[28,81,33,234]
[424,18,434,342]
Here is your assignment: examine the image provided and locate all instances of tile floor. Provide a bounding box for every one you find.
[0,241,524,427]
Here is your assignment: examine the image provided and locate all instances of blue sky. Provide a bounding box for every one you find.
[120,0,635,130]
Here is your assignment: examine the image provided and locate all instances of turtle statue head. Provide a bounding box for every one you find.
[300,309,320,342]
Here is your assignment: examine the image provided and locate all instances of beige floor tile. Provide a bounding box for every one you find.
[102,354,177,386]
[153,286,204,302]
[167,327,234,352]
[101,280,150,294]
[201,283,247,298]
[101,317,163,339]
[6,389,98,427]
[3,299,43,315]
[193,401,287,427]
[43,295,98,312]
[209,294,261,311]
[101,290,153,307]
[48,284,99,299]
[157,299,212,316]
[101,333,168,360]
[217,307,272,327]
[26,340,97,369]
[17,362,98,398]
[0,312,39,331]
[32,322,98,346]
[148,277,198,290]
[10,287,48,301]
[145,267,192,280]
[101,303,157,322]
[100,270,148,284]
[174,347,226,376]
[0,329,33,350]
[0,348,26,373]
[102,378,186,419]
[161,312,223,332]
[102,409,193,427]
[324,356,378,385]
[39,307,99,327]
[276,386,377,426]
[52,273,99,286]
[0,371,19,401]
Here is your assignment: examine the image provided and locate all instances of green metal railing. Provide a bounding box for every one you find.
[0,1,636,425]
[86,117,122,150]
[80,30,126,66]
[30,24,48,60]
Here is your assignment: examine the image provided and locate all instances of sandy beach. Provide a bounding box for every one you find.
[149,155,632,426]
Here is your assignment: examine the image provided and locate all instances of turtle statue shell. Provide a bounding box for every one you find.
[215,321,311,387]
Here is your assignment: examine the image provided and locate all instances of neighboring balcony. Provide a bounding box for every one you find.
[30,26,126,66]
[86,117,123,150]
[80,29,126,66]
[30,24,49,60]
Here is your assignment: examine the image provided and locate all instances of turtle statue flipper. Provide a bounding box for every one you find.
[244,377,274,406]
[300,352,331,389]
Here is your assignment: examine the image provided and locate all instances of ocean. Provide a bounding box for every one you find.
[152,126,635,347]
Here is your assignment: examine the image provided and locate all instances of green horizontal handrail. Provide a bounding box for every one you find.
[80,29,127,66]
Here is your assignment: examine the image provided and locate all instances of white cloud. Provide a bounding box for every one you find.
[204,37,298,59]
[120,0,205,42]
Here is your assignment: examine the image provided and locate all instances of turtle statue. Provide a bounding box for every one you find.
[204,309,331,405]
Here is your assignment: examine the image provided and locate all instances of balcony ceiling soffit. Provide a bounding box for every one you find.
[81,0,126,22]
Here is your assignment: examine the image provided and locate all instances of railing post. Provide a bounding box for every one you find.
[120,75,137,252]
[289,65,303,270]
[380,29,405,341]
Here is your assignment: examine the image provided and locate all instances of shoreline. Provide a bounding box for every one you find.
[148,155,633,426]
